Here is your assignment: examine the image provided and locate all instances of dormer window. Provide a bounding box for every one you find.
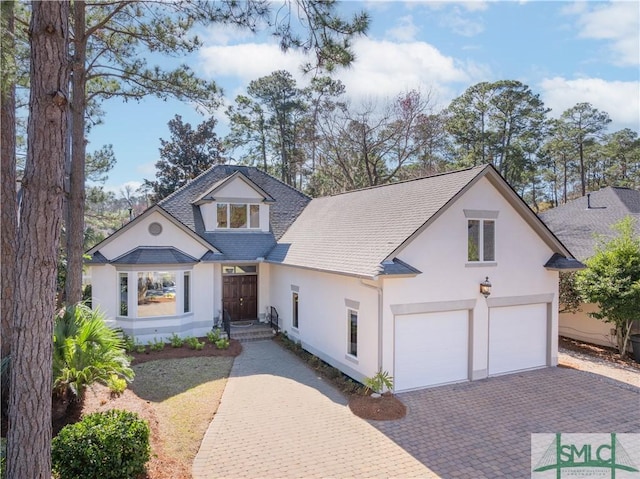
[217,203,260,229]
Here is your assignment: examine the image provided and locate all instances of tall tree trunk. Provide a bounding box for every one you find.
[65,0,86,305]
[1,0,17,358]
[7,2,69,478]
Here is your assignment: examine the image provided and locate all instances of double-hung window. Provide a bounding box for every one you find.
[465,210,498,263]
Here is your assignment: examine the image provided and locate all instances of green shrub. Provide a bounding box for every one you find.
[185,336,204,350]
[148,337,165,352]
[206,329,221,344]
[364,369,394,394]
[215,338,230,350]
[134,340,147,354]
[52,409,150,479]
[106,374,127,396]
[53,304,134,399]
[169,333,184,348]
[122,334,136,353]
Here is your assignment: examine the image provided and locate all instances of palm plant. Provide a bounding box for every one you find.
[53,304,134,400]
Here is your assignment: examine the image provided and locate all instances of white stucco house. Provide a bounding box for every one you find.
[87,164,583,392]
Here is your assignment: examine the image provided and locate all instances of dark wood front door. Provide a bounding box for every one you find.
[222,275,258,321]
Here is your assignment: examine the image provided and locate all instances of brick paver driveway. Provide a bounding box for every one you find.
[195,340,639,478]
[373,368,639,478]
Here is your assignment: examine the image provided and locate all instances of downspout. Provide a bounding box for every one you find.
[361,278,383,372]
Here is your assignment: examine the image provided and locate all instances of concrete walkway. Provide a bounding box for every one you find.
[192,341,436,479]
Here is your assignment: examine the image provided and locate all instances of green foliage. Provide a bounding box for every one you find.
[122,333,135,353]
[215,338,230,350]
[51,409,150,479]
[169,332,184,348]
[185,336,204,350]
[559,272,582,313]
[207,329,221,344]
[364,370,394,394]
[53,304,134,399]
[134,340,147,354]
[148,337,166,352]
[0,437,5,479]
[106,374,127,396]
[576,216,640,354]
[144,115,225,202]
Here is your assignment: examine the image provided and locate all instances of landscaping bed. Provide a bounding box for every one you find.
[559,336,640,370]
[60,338,241,479]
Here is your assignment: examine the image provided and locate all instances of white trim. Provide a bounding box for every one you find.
[486,293,554,308]
[464,209,499,219]
[390,299,476,316]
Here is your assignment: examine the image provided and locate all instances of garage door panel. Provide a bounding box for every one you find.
[395,310,468,391]
[489,303,547,376]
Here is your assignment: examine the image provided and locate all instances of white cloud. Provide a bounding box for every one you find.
[136,161,157,177]
[385,15,419,42]
[200,23,256,46]
[570,2,639,66]
[198,37,476,109]
[438,5,485,37]
[539,77,640,131]
[338,38,472,105]
[199,42,307,84]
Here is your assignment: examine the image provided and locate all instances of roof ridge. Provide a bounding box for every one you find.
[323,165,487,198]
[158,164,225,205]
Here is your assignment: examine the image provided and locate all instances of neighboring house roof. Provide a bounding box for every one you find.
[267,164,578,278]
[539,187,640,261]
[112,246,198,265]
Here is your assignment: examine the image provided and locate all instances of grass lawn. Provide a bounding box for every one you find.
[82,355,234,479]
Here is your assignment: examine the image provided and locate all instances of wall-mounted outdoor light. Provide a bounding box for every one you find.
[480,276,492,298]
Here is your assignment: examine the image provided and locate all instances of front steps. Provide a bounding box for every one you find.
[229,322,275,342]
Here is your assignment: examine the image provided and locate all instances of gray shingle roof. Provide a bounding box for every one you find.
[112,246,198,265]
[380,258,422,276]
[86,251,108,264]
[267,166,487,278]
[159,165,310,260]
[539,187,640,261]
[543,253,585,271]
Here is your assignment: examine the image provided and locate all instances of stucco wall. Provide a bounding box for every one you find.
[269,264,379,382]
[383,176,559,381]
[558,303,640,348]
[99,211,209,260]
[89,210,216,343]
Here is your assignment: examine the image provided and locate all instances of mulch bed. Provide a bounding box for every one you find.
[348,392,407,421]
[559,336,640,370]
[130,338,242,365]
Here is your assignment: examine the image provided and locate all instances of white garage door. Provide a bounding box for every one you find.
[489,303,547,376]
[395,310,469,392]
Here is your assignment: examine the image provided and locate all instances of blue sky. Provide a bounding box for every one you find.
[88,0,640,194]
